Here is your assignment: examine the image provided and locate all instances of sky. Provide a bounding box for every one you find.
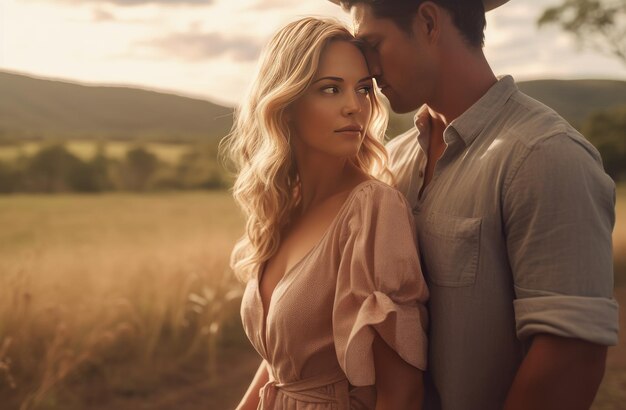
[1,0,624,107]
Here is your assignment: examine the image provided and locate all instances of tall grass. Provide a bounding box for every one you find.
[0,191,245,409]
[0,186,624,409]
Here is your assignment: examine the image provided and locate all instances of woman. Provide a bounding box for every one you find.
[223,17,429,410]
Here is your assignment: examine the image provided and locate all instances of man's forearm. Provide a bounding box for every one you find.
[503,334,607,410]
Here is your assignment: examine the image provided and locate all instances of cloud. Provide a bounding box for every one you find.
[92,8,116,21]
[247,0,292,11]
[49,0,214,6]
[136,30,263,62]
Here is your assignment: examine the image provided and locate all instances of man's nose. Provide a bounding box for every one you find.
[364,49,382,79]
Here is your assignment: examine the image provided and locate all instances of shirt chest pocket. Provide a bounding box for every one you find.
[420,212,482,287]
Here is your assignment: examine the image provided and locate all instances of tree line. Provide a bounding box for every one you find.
[582,105,626,182]
[0,142,231,193]
[0,102,623,194]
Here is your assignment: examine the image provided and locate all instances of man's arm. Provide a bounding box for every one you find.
[503,334,607,410]
[502,134,618,409]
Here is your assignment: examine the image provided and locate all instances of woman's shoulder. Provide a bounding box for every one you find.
[343,178,413,220]
[348,178,410,207]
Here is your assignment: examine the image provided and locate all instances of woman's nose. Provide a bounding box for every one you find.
[342,91,362,116]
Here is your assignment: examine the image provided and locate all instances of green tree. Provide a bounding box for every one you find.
[25,144,84,192]
[23,143,114,193]
[177,143,230,190]
[538,0,626,64]
[69,154,113,192]
[581,104,626,180]
[86,143,114,192]
[122,146,159,191]
[0,160,21,193]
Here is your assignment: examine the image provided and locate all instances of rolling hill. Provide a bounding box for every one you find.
[385,78,626,137]
[0,71,233,142]
[1,70,625,142]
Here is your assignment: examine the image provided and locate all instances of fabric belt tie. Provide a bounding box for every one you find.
[258,369,349,409]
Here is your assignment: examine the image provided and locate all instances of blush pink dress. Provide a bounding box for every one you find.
[240,179,429,409]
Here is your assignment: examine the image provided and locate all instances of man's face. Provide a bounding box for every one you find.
[351,4,437,113]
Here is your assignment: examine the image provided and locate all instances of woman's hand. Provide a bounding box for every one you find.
[234,360,270,410]
[373,334,424,410]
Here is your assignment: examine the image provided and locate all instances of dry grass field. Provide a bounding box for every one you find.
[0,191,255,409]
[0,185,624,409]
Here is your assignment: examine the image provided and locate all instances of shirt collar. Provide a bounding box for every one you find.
[449,75,518,147]
[413,105,431,132]
[413,104,431,152]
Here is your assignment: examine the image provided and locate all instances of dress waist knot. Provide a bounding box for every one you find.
[258,368,349,409]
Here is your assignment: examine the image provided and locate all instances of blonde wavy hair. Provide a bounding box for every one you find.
[221,17,392,282]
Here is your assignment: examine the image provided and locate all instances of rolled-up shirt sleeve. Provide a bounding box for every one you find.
[503,132,619,346]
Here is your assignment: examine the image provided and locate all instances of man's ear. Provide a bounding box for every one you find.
[412,1,441,44]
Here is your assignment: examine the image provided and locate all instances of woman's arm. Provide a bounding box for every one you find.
[373,334,424,410]
[235,360,270,410]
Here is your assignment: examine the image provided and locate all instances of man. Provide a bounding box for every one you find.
[328,1,619,409]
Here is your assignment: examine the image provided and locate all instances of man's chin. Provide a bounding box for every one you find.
[387,96,419,114]
[379,88,420,114]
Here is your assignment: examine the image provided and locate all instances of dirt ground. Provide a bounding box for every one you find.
[84,346,260,410]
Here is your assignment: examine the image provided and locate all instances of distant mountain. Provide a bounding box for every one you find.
[0,71,233,142]
[386,79,626,137]
[1,71,625,142]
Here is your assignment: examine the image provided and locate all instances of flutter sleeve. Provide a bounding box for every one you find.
[333,182,429,387]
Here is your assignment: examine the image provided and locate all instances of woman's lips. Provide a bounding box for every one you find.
[335,125,362,137]
[336,130,361,137]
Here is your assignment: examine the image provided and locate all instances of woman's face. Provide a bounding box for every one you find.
[290,40,374,162]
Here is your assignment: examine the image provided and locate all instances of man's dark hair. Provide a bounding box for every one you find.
[339,0,486,48]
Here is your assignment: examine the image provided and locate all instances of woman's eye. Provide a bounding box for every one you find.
[358,86,372,95]
[321,86,339,94]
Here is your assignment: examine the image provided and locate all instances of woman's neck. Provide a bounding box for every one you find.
[296,159,364,215]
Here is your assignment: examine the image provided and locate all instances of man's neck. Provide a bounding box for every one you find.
[428,49,497,127]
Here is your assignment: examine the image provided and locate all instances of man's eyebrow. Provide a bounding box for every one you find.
[313,76,374,84]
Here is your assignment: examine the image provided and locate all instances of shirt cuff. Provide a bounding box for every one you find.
[514,295,619,346]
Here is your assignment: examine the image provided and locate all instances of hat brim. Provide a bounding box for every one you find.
[327,0,509,12]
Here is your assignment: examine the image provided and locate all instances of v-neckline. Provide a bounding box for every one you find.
[254,178,378,356]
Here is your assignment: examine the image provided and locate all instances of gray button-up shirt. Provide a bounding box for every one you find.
[386,75,619,410]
